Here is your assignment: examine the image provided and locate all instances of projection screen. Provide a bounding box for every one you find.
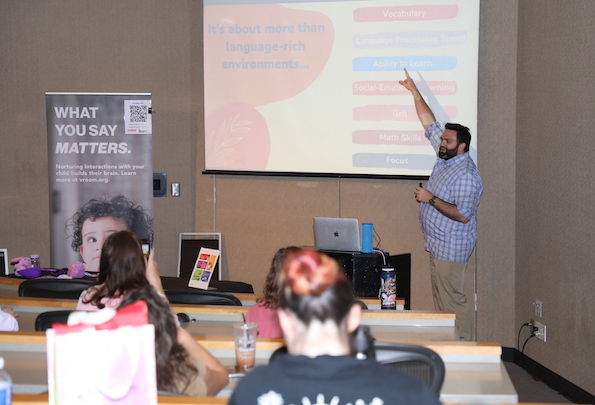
[204,0,479,179]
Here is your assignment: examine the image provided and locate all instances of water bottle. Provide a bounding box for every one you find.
[361,223,373,253]
[0,357,12,405]
[30,254,40,268]
[380,268,397,310]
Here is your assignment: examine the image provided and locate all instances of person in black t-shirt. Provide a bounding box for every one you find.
[229,250,442,405]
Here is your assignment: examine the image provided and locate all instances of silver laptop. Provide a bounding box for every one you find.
[313,217,361,252]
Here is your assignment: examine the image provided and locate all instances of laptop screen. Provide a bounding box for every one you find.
[0,249,8,275]
[177,233,222,280]
[313,217,361,253]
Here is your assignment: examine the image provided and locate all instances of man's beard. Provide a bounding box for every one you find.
[439,145,458,160]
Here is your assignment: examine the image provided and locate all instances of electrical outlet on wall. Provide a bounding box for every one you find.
[534,321,547,342]
[171,183,180,197]
[533,300,543,317]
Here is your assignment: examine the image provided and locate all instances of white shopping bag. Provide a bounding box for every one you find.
[46,301,158,405]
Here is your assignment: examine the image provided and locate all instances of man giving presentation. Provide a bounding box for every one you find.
[400,69,483,341]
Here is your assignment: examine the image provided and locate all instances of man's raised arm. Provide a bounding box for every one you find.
[398,69,436,129]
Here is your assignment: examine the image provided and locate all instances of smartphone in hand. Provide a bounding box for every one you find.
[141,240,151,258]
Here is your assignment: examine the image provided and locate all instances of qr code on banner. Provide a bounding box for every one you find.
[129,104,148,123]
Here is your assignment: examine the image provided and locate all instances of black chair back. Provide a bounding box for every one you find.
[351,325,375,359]
[373,342,445,395]
[209,280,254,293]
[18,278,94,300]
[165,290,242,306]
[270,339,443,395]
[353,298,368,310]
[269,345,288,363]
[35,310,75,331]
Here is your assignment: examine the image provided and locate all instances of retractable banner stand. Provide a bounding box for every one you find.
[46,93,153,272]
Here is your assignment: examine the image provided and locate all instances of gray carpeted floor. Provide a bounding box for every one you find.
[504,362,575,403]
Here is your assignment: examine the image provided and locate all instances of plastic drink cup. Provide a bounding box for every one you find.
[232,322,258,372]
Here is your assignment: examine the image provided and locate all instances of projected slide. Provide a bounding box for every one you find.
[204,0,479,178]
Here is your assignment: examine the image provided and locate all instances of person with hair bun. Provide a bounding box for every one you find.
[229,250,441,405]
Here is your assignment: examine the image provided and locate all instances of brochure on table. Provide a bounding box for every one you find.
[188,248,220,289]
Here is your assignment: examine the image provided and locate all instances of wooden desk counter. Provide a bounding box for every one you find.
[0,277,26,286]
[0,277,404,307]
[210,294,405,309]
[170,304,452,322]
[12,394,229,405]
[10,394,572,405]
[1,294,446,321]
[1,295,455,342]
[171,306,456,341]
[0,277,22,296]
[1,332,515,403]
[0,295,77,310]
[9,397,571,405]
[0,331,495,357]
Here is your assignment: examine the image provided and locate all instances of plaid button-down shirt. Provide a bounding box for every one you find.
[419,122,483,263]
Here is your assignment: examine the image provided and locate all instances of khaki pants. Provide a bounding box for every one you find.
[430,258,473,341]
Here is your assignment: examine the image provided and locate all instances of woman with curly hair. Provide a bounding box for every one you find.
[67,194,153,273]
[230,250,441,405]
[245,246,301,338]
[76,230,163,311]
[118,287,229,396]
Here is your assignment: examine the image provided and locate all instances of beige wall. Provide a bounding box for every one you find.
[515,0,595,393]
[475,0,518,349]
[199,176,436,311]
[1,0,593,395]
[0,1,201,278]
